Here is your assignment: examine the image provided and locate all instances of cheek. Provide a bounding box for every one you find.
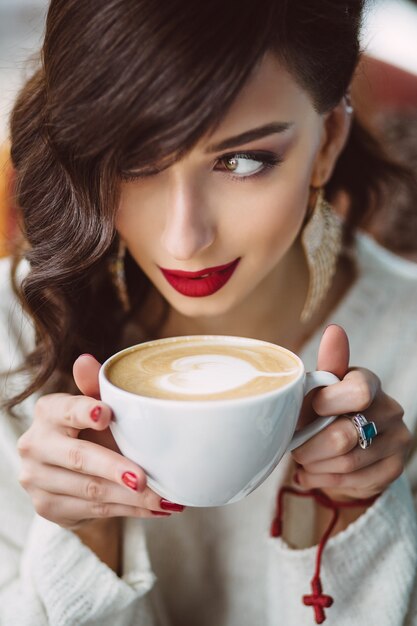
[115,184,157,252]
[219,133,318,253]
[226,172,311,259]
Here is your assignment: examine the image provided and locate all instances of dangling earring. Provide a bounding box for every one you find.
[344,90,354,115]
[109,237,130,312]
[300,188,343,324]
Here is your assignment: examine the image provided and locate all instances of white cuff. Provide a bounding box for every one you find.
[20,514,156,626]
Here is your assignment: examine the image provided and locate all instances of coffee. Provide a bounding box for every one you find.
[106,336,300,400]
[100,335,339,505]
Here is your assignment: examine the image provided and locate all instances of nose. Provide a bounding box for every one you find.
[161,173,215,261]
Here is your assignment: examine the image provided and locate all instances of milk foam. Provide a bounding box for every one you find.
[156,354,299,395]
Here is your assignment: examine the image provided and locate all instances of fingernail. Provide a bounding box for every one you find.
[122,471,138,491]
[151,510,172,517]
[90,406,101,422]
[160,499,185,512]
[293,471,301,485]
[79,353,94,358]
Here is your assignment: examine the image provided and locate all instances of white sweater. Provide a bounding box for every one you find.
[0,231,417,626]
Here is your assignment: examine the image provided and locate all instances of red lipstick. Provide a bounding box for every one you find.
[159,258,240,297]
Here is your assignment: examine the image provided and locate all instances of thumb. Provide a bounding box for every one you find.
[316,323,350,379]
[73,354,102,399]
[293,324,350,431]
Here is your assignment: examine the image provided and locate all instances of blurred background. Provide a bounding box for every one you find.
[0,0,46,142]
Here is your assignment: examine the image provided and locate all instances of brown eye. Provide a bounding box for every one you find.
[215,151,283,183]
[224,157,239,171]
[218,153,266,177]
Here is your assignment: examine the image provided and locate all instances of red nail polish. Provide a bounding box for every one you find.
[90,406,101,422]
[122,471,138,491]
[151,510,172,517]
[160,499,185,512]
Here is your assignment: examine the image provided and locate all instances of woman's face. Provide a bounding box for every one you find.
[116,52,349,319]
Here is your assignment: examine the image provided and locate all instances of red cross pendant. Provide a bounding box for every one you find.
[303,577,334,624]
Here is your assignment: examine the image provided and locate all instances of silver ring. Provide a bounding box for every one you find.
[349,413,378,449]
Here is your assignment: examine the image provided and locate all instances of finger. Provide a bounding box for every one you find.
[301,422,408,474]
[73,354,101,399]
[292,389,403,466]
[316,324,350,379]
[24,463,173,513]
[31,490,169,526]
[34,393,112,433]
[295,453,405,498]
[33,433,148,492]
[312,367,381,416]
[292,415,358,464]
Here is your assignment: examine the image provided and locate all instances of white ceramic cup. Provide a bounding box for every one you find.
[99,335,339,507]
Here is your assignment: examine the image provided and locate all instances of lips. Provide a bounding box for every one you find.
[159,258,240,297]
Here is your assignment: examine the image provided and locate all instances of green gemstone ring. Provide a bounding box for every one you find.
[350,413,378,449]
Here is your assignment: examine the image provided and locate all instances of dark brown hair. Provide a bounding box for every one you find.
[4,0,414,411]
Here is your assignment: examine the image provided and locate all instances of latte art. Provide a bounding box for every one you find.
[106,337,301,400]
[157,354,298,395]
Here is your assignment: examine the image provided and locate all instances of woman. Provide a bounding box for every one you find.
[1,1,416,624]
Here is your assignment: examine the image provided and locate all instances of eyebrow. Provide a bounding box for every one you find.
[205,122,294,153]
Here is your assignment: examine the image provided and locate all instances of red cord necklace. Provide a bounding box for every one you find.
[270,485,380,624]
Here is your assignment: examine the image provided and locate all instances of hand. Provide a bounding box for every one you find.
[291,325,412,501]
[17,354,183,530]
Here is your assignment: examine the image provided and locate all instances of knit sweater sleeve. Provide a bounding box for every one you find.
[0,513,158,626]
[0,258,161,626]
[267,474,417,626]
[266,238,417,626]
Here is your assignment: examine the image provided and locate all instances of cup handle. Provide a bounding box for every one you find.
[287,370,340,451]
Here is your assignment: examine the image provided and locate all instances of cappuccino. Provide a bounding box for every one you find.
[106,336,300,400]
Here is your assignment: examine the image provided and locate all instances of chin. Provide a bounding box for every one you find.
[166,289,241,319]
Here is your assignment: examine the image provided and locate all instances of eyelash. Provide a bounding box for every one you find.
[216,151,283,183]
[119,151,282,183]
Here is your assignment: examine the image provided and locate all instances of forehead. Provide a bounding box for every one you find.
[199,52,315,145]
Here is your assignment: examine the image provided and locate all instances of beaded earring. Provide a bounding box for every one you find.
[300,188,343,324]
[109,237,130,312]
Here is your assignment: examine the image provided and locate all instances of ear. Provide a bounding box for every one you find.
[310,98,353,188]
